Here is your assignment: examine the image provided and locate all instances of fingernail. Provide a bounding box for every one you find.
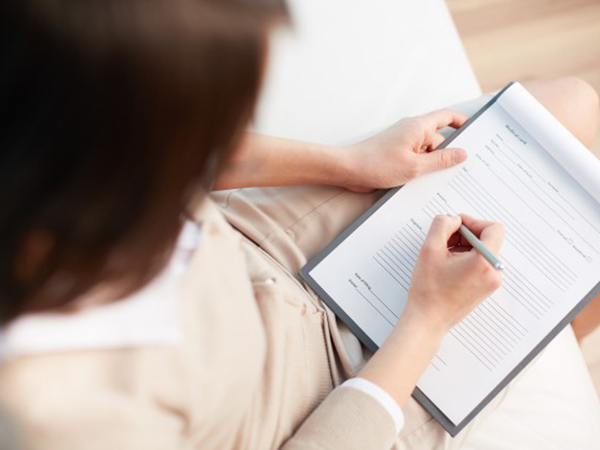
[453,148,467,162]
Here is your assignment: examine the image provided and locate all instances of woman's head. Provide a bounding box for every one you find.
[0,0,287,324]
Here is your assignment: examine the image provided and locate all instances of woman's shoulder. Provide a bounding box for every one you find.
[0,197,269,448]
[0,345,190,450]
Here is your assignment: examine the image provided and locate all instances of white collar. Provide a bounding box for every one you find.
[0,221,202,360]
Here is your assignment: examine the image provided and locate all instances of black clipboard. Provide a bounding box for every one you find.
[299,82,600,436]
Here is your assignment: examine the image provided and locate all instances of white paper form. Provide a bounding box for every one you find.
[307,83,600,425]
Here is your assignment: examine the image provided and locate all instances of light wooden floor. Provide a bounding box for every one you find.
[447,0,600,156]
[446,0,600,394]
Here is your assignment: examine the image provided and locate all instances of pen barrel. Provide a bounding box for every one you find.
[459,225,504,271]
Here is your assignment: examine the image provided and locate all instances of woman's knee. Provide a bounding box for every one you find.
[522,76,599,148]
[555,76,599,147]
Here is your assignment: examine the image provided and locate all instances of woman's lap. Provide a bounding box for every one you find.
[209,91,600,448]
[210,185,385,276]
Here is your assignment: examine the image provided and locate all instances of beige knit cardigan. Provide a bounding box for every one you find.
[0,197,398,450]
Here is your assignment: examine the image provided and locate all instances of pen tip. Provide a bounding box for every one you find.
[496,262,505,271]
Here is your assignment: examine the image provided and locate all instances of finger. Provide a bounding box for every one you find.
[418,147,467,173]
[449,245,472,253]
[447,229,471,248]
[447,230,462,248]
[424,215,462,250]
[424,109,468,130]
[459,214,505,254]
[459,214,496,235]
[429,132,446,150]
[478,222,505,254]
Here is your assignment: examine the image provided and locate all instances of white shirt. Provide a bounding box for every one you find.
[0,220,403,434]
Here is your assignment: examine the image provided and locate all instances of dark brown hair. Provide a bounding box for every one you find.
[0,0,287,323]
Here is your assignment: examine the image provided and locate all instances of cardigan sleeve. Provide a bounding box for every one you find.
[342,378,405,433]
[281,385,399,450]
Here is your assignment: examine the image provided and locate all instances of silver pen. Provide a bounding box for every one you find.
[458,223,505,271]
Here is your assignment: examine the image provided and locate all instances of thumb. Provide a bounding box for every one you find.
[420,148,467,173]
[424,215,462,251]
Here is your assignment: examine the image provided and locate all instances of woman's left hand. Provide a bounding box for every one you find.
[342,109,469,193]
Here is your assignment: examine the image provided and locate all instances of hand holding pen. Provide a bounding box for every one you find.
[404,214,506,332]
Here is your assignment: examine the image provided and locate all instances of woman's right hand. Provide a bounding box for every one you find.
[403,214,505,335]
[356,214,505,408]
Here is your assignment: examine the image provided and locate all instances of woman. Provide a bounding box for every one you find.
[1,1,599,449]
